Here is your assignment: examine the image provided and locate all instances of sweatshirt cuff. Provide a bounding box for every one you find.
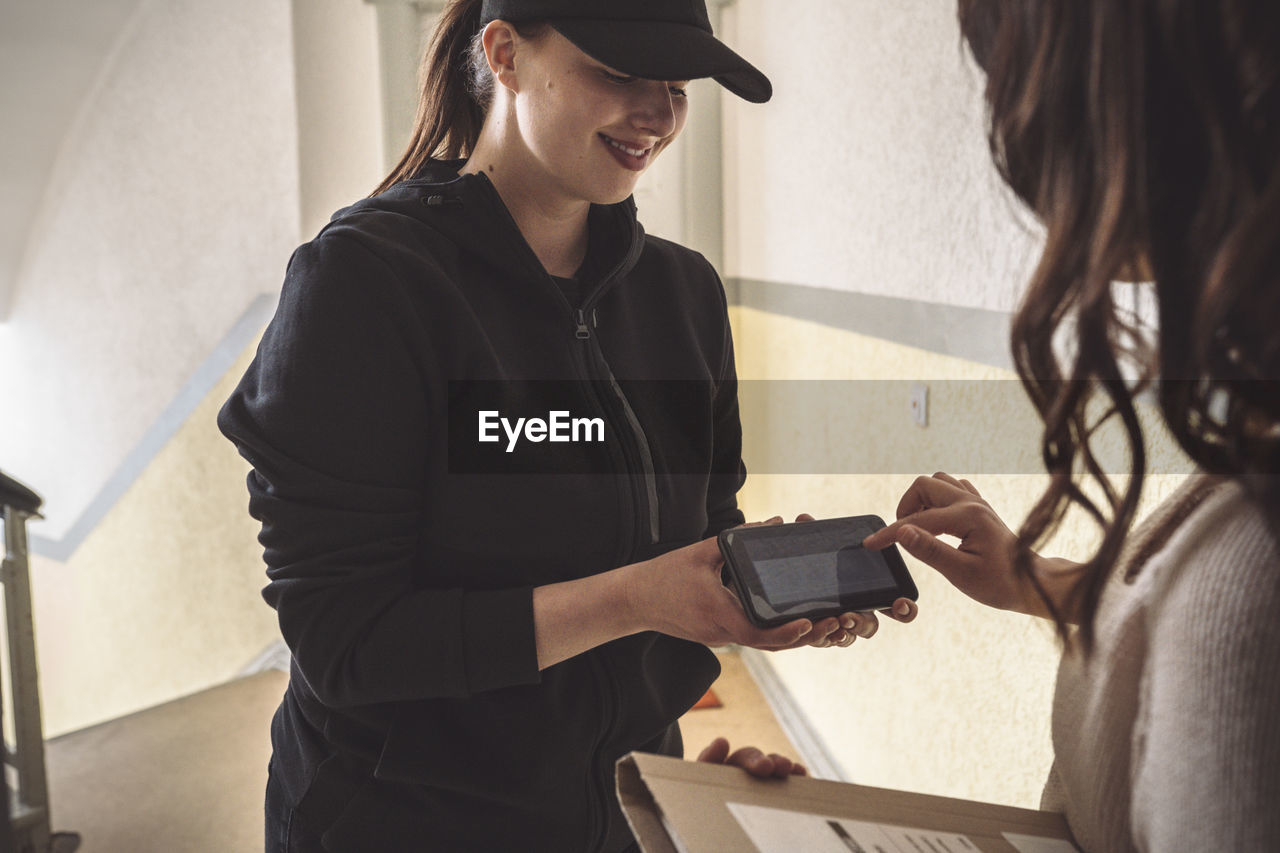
[461,586,541,694]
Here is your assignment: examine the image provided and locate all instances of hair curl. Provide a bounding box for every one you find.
[959,0,1280,652]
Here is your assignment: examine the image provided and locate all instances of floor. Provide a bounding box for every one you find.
[677,649,803,766]
[43,649,797,852]
[45,671,284,853]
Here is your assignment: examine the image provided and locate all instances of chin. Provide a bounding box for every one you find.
[597,189,637,205]
[556,161,643,206]
[590,178,642,206]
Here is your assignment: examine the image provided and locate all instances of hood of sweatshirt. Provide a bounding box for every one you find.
[330,159,647,292]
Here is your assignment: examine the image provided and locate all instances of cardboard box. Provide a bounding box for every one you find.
[617,752,1079,853]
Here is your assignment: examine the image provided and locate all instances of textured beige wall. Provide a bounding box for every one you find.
[729,305,1190,807]
[31,340,275,739]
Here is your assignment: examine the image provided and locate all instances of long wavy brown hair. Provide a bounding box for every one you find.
[958,0,1280,651]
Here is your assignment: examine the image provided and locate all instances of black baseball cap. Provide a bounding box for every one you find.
[479,0,772,103]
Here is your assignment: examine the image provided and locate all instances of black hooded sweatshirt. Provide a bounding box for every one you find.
[218,161,746,852]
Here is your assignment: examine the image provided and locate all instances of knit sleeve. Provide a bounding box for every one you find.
[217,233,540,708]
[1131,490,1280,850]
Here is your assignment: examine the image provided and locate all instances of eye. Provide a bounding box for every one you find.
[669,86,688,98]
[601,70,638,85]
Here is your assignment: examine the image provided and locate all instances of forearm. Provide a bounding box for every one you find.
[1024,555,1084,623]
[532,565,644,670]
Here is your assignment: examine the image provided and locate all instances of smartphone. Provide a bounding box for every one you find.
[718,514,918,628]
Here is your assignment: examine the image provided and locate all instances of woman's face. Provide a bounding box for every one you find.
[501,28,690,206]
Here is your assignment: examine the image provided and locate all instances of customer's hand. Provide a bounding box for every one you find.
[861,473,1081,620]
[623,530,814,650]
[697,737,806,779]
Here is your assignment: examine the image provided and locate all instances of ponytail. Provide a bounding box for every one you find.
[372,0,546,195]
[373,0,487,194]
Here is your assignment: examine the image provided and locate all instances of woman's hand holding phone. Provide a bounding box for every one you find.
[532,514,910,671]
[624,515,915,652]
[770,514,919,647]
[622,530,815,650]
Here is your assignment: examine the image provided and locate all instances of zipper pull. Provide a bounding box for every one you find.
[575,309,591,340]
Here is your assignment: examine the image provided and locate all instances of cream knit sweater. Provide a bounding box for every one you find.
[1040,476,1280,851]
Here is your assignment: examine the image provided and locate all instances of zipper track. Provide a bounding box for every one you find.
[460,173,663,848]
[527,208,658,850]
[600,368,660,544]
[569,304,661,548]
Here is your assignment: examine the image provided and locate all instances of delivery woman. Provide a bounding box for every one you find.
[220,1,907,850]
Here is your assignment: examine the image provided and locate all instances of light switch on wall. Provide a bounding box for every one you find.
[910,383,929,428]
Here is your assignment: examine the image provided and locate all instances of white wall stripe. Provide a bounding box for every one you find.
[30,293,277,560]
[728,277,1014,372]
[29,281,1009,560]
[239,638,290,677]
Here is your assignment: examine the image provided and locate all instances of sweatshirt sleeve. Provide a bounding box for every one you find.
[218,233,541,708]
[703,268,747,538]
[1130,494,1280,850]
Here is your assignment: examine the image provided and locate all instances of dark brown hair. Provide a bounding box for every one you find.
[959,0,1280,651]
[373,0,546,195]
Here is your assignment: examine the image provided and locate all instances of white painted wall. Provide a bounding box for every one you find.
[294,0,386,237]
[0,0,1091,784]
[722,0,1041,311]
[713,0,1195,812]
[1,0,394,736]
[0,0,144,319]
[719,0,1059,808]
[0,0,300,543]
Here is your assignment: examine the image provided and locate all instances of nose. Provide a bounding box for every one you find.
[631,80,679,139]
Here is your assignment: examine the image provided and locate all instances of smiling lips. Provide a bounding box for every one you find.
[600,133,654,171]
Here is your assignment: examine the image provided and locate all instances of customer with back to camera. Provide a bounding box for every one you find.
[218,0,917,850]
[858,0,1280,849]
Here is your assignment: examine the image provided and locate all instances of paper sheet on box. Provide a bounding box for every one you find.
[727,802,982,853]
[1001,833,1079,853]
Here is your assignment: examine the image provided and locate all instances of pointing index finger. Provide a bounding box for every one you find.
[862,525,895,549]
[866,503,980,550]
[894,473,975,520]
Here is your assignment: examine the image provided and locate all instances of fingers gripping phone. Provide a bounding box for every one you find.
[718,515,918,628]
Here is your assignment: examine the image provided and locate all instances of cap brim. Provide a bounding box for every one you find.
[549,19,772,103]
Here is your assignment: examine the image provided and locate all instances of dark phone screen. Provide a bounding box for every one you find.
[743,519,897,608]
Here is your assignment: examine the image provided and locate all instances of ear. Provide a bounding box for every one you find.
[481,20,521,94]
